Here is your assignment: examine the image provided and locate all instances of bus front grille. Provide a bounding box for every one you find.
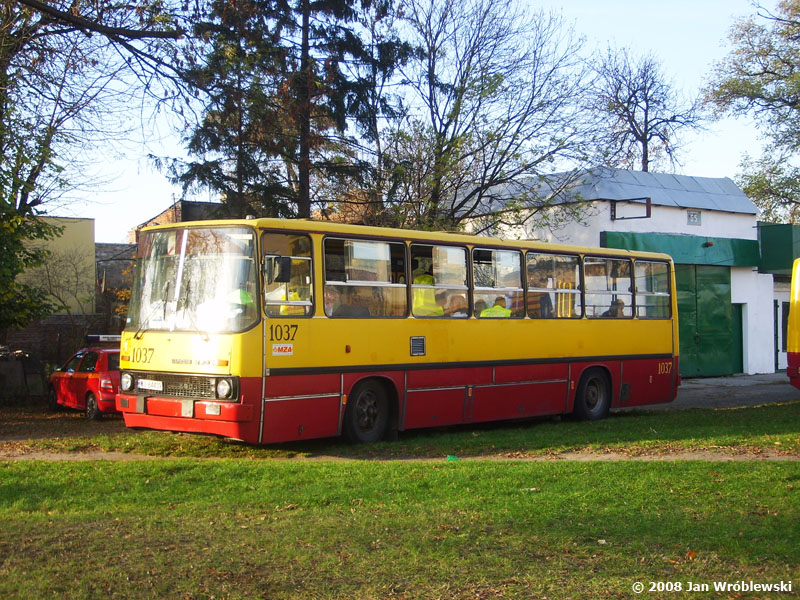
[135,375,216,399]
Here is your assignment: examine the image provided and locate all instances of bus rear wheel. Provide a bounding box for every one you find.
[573,369,610,421]
[344,380,389,443]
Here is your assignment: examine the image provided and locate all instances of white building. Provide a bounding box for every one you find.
[497,168,783,376]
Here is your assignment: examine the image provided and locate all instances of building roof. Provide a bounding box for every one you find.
[564,167,757,215]
[128,200,224,242]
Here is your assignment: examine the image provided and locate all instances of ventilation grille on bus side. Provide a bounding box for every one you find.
[410,336,426,357]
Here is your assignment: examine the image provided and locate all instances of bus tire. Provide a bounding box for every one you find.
[344,380,389,443]
[573,368,610,421]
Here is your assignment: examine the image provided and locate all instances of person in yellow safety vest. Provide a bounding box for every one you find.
[412,262,444,316]
[480,296,511,317]
[229,288,254,305]
[280,289,306,315]
[228,288,257,321]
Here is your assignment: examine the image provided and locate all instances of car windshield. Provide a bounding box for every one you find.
[126,227,259,334]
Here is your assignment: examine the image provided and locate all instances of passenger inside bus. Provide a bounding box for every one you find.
[602,298,625,318]
[445,293,468,317]
[480,296,511,317]
[527,269,554,318]
[323,287,338,315]
[330,287,370,317]
[278,289,306,316]
[504,273,525,317]
[193,287,257,330]
[229,287,254,307]
[412,258,444,316]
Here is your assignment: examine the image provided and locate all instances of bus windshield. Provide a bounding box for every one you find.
[127,226,259,334]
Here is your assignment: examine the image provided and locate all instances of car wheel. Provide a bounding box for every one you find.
[343,380,389,443]
[573,368,611,421]
[85,393,102,421]
[48,388,61,412]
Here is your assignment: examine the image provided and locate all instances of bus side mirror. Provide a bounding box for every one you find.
[265,256,292,284]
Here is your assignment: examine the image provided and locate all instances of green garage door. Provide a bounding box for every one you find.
[675,265,736,377]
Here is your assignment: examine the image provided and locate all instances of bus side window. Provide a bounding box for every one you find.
[584,257,633,318]
[262,233,313,317]
[472,248,524,318]
[323,238,407,317]
[411,244,469,317]
[525,253,582,318]
[634,261,671,318]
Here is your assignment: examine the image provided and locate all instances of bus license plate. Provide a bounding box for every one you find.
[138,378,163,392]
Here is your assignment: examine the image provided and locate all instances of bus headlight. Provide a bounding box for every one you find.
[120,372,134,392]
[216,378,233,399]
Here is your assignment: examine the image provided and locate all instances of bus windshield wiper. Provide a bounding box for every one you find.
[179,280,210,342]
[134,280,172,340]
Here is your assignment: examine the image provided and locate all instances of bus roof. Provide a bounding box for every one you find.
[140,217,674,262]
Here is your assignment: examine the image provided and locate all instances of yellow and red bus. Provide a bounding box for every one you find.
[787,258,800,389]
[116,218,680,444]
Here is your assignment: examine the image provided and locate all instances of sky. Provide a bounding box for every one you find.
[59,0,766,243]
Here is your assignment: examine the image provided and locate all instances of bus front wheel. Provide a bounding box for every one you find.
[344,380,389,443]
[573,369,610,421]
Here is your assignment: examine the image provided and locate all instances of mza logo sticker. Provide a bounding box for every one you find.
[272,344,294,356]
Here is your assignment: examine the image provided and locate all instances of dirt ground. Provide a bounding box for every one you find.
[2,448,798,462]
[1,395,799,462]
[0,401,139,461]
[0,400,126,442]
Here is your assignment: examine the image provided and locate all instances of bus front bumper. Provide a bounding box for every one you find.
[116,394,253,422]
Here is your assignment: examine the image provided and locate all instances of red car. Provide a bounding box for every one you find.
[49,346,120,419]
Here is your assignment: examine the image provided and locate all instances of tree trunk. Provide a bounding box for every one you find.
[297,0,312,219]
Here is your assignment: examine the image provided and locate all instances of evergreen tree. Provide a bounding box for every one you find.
[175,0,296,218]
[176,0,406,219]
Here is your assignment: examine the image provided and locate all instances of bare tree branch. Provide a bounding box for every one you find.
[15,0,182,40]
[591,47,703,172]
[383,0,595,231]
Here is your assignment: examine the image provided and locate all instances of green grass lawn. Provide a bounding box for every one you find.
[8,400,800,459]
[1,460,798,599]
[1,402,798,598]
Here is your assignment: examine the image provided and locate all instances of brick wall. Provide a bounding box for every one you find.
[5,313,109,366]
[96,243,136,289]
